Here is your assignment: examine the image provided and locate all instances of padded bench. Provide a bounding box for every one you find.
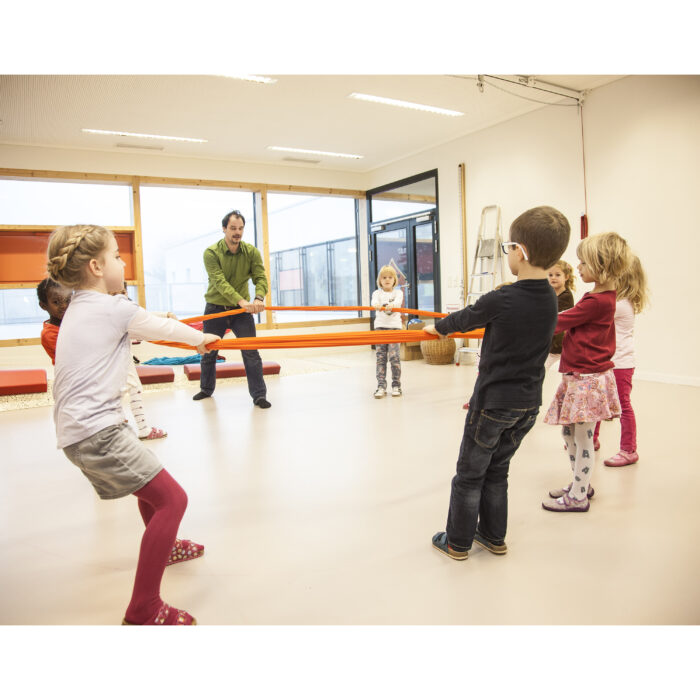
[135,365,175,385]
[0,368,48,396]
[184,361,281,381]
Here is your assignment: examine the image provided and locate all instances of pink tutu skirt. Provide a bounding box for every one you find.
[544,369,621,425]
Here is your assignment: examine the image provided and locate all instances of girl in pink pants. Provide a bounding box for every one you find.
[594,255,649,466]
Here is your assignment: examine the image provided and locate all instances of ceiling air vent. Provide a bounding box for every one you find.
[282,156,321,164]
[115,142,164,151]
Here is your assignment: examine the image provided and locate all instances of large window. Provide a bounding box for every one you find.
[267,193,359,323]
[0,179,132,225]
[139,186,256,317]
[0,174,362,341]
[0,178,132,340]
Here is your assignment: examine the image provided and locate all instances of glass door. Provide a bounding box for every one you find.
[367,169,441,322]
[413,221,438,312]
[373,223,410,307]
[370,214,440,321]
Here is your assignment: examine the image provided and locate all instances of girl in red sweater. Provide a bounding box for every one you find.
[542,232,631,512]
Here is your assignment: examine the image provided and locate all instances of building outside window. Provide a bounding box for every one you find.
[267,193,359,323]
[139,186,256,317]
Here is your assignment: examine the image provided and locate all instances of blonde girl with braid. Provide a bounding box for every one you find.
[47,225,219,625]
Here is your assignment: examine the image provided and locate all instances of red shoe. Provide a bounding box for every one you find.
[604,450,639,467]
[463,402,470,410]
[139,427,167,440]
[123,602,196,625]
[166,538,205,566]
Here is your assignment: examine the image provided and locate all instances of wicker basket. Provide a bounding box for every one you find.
[420,337,456,365]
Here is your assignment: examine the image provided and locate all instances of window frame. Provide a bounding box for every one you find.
[0,168,366,345]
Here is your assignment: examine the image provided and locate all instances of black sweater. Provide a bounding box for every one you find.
[549,288,575,354]
[436,279,557,409]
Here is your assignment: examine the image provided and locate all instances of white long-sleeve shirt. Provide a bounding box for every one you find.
[611,297,635,369]
[371,288,404,329]
[54,291,205,448]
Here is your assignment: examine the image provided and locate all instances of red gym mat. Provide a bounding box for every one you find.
[135,365,175,384]
[184,361,281,381]
[0,368,48,396]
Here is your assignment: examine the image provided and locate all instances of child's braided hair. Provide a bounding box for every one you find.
[46,224,113,289]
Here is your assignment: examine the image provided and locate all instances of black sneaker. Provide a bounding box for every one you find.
[254,397,271,409]
[431,531,468,560]
[473,531,508,555]
[193,391,212,401]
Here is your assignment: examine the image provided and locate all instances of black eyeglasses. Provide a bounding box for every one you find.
[500,241,529,261]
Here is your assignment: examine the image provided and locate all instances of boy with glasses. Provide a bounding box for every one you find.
[426,206,570,560]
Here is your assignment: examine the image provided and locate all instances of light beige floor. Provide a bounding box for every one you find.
[1,347,699,626]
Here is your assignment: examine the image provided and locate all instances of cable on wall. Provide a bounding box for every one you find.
[449,74,584,107]
[579,102,589,239]
[451,74,590,236]
[480,75,581,107]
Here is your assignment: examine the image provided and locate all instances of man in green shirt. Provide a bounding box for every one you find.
[193,210,271,408]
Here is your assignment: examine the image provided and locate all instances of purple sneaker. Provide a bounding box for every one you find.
[542,492,590,512]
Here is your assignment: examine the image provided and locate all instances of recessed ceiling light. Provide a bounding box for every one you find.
[268,146,363,160]
[348,92,464,117]
[223,74,277,84]
[82,129,207,143]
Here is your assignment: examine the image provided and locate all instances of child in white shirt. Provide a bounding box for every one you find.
[48,224,219,625]
[111,287,175,441]
[371,265,403,398]
[593,254,649,466]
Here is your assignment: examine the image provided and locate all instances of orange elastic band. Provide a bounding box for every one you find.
[152,328,483,353]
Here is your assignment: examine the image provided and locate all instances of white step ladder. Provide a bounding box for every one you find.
[458,205,504,363]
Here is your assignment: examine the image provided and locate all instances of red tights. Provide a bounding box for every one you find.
[123,469,188,624]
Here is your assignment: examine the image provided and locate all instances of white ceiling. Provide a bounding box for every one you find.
[0,74,622,173]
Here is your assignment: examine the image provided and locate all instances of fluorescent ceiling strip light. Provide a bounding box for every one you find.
[348,92,463,117]
[82,128,207,143]
[224,74,277,84]
[268,146,363,160]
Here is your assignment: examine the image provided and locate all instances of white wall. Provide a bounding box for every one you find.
[366,76,700,386]
[582,76,700,385]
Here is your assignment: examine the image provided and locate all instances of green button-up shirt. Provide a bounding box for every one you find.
[203,238,268,307]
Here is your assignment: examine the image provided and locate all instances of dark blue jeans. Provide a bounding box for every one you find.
[446,406,539,550]
[200,303,266,401]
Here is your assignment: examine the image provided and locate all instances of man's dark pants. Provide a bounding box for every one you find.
[200,303,266,400]
[446,406,539,550]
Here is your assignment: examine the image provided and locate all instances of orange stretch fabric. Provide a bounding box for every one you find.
[181,305,448,325]
[152,328,484,353]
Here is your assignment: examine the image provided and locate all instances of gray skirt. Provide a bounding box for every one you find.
[63,423,163,500]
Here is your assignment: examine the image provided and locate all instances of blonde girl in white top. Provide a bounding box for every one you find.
[371,265,403,398]
[593,255,649,466]
[48,224,219,625]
